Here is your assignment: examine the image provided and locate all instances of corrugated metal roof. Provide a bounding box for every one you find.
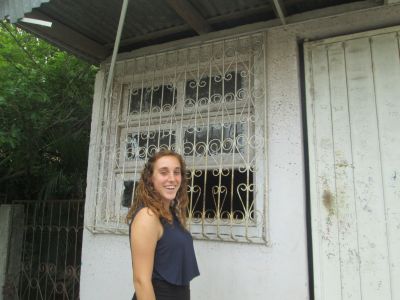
[192,0,269,19]
[0,0,380,63]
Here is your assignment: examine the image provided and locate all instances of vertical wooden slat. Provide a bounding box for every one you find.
[304,43,323,299]
[327,42,362,300]
[370,32,400,299]
[343,37,391,299]
[309,44,342,300]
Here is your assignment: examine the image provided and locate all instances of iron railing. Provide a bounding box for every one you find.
[88,32,268,243]
[6,200,84,300]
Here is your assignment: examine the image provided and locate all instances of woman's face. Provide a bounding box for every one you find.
[151,155,182,206]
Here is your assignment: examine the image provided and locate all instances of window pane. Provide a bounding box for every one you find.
[183,123,246,156]
[126,130,176,160]
[185,71,243,106]
[188,168,254,219]
[121,180,137,208]
[130,85,176,114]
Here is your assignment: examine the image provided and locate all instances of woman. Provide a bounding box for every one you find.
[127,150,200,300]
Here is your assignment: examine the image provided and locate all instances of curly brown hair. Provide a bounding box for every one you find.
[126,150,189,227]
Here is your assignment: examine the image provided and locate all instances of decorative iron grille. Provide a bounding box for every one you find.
[88,33,268,243]
[6,200,84,300]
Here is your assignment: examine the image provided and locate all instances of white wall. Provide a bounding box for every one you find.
[80,3,400,300]
[80,230,132,299]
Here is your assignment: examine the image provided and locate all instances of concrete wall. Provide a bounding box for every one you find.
[80,3,400,299]
[0,205,11,300]
[0,205,24,300]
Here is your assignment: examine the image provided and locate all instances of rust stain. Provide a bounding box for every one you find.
[336,161,349,168]
[323,190,335,216]
[334,157,355,169]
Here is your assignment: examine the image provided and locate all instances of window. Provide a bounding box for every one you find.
[90,34,267,243]
[126,129,176,160]
[129,85,176,114]
[188,168,254,220]
[183,122,246,157]
[185,71,242,106]
[121,180,135,208]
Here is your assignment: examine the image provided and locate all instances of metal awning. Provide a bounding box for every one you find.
[1,0,383,63]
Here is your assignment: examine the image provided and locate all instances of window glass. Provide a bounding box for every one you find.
[183,123,246,157]
[121,180,136,208]
[126,130,176,160]
[130,85,176,114]
[188,168,254,219]
[185,71,243,106]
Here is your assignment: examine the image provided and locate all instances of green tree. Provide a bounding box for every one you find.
[0,21,97,201]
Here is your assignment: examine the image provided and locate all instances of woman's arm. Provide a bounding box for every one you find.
[130,208,163,300]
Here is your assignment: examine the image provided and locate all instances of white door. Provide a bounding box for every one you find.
[304,26,400,300]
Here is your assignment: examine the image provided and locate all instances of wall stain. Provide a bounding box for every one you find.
[336,161,350,168]
[335,158,354,169]
[323,189,335,216]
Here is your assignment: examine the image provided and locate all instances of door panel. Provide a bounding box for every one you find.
[304,27,400,300]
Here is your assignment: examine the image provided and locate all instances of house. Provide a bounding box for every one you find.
[1,0,399,299]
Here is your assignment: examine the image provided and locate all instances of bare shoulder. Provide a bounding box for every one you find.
[133,207,158,223]
[131,207,162,239]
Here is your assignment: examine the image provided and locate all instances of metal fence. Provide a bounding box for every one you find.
[5,200,84,300]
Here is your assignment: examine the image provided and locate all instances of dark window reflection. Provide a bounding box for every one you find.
[130,85,176,113]
[188,168,254,219]
[184,123,245,156]
[185,71,243,105]
[126,130,176,160]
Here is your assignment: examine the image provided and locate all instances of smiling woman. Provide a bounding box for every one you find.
[126,150,200,300]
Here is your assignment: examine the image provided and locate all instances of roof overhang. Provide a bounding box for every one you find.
[0,0,390,64]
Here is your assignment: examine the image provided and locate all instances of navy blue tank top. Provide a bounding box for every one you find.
[130,207,200,286]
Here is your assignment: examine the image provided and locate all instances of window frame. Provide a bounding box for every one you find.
[90,33,267,243]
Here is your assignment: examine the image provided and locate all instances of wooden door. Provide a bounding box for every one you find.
[304,26,400,300]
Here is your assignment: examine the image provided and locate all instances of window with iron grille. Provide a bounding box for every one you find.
[91,33,267,243]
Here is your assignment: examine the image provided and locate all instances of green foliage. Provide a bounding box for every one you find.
[0,21,97,201]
